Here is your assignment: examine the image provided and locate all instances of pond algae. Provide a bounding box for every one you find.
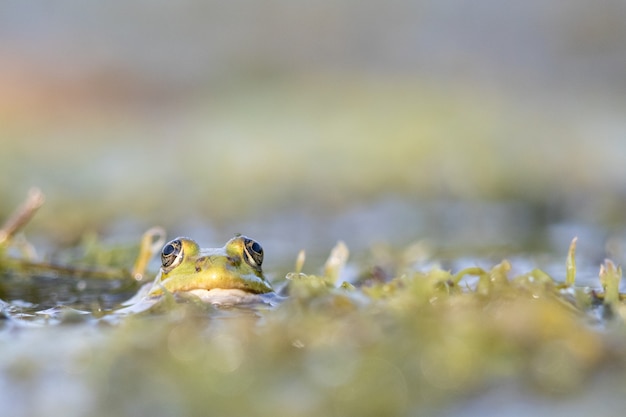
[2,197,626,416]
[51,237,621,417]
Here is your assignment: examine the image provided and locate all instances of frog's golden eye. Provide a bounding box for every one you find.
[243,238,263,270]
[161,239,184,270]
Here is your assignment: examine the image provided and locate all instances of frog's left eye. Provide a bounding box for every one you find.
[243,238,263,270]
[161,239,184,271]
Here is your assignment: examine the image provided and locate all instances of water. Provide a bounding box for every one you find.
[1,1,625,414]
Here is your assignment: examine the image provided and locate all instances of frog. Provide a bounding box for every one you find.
[116,235,278,314]
[151,235,274,301]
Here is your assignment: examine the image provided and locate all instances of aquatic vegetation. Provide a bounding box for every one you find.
[59,239,626,416]
[3,194,626,417]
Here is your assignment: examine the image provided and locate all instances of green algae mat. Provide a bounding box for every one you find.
[2,192,626,417]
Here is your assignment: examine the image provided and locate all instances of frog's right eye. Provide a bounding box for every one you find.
[161,239,183,270]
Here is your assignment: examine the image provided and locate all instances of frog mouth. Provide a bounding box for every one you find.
[181,288,266,306]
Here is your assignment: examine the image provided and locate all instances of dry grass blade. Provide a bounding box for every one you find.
[0,187,45,246]
[131,227,166,281]
[323,241,349,284]
[599,259,622,307]
[565,237,577,287]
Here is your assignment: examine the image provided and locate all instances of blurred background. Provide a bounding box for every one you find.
[1,0,626,272]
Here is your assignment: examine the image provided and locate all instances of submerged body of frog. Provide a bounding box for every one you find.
[118,235,279,313]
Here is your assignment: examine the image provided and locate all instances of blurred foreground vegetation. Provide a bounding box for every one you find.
[3,234,626,416]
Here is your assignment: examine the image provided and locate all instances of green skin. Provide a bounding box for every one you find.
[148,236,273,297]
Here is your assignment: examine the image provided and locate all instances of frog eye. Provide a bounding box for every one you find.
[243,238,263,269]
[161,239,184,270]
